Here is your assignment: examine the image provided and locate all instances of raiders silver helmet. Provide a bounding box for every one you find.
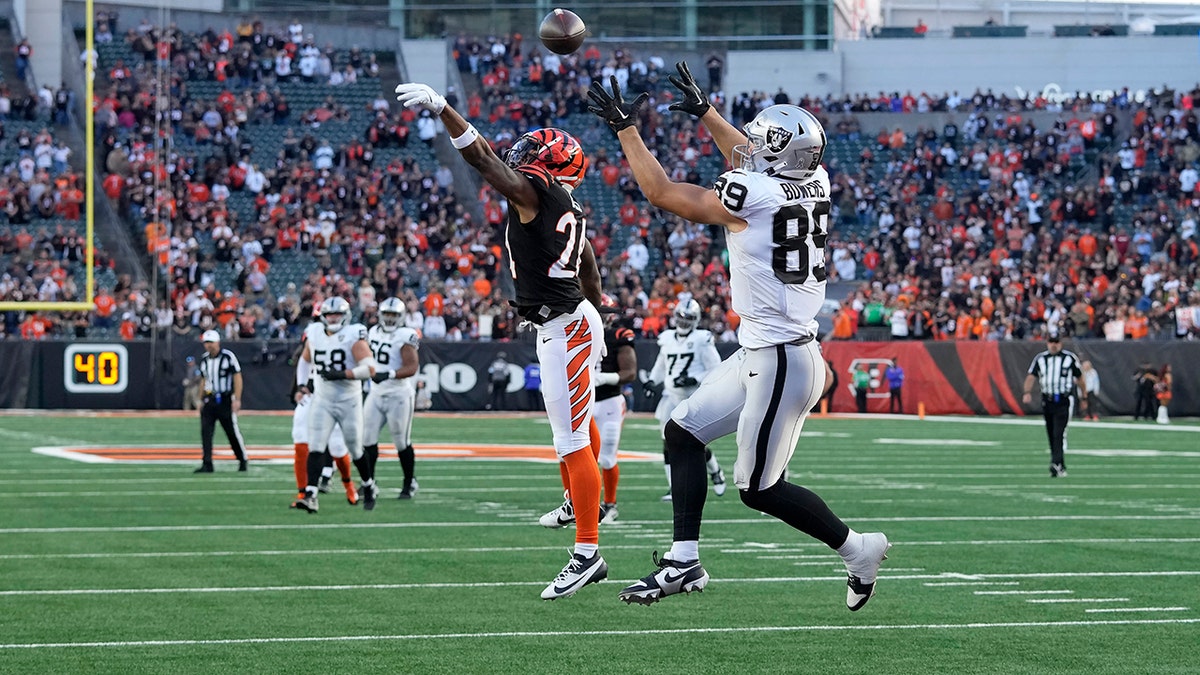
[378,297,403,331]
[673,299,701,335]
[318,296,351,332]
[733,105,826,181]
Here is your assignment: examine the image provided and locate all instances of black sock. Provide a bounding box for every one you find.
[305,451,325,493]
[664,420,708,542]
[740,480,850,549]
[353,454,374,484]
[364,444,379,476]
[322,451,334,469]
[398,445,415,487]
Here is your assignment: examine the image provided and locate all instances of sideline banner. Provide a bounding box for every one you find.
[1,339,1196,415]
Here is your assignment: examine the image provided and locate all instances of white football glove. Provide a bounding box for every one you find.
[394,83,446,114]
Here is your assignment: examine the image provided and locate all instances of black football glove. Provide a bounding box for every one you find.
[642,381,660,400]
[370,371,392,384]
[673,374,699,389]
[319,368,348,381]
[667,61,710,118]
[587,76,649,134]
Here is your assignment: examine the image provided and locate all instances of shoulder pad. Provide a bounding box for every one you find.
[516,165,553,189]
[657,330,672,345]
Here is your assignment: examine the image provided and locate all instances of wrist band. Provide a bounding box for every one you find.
[451,124,479,149]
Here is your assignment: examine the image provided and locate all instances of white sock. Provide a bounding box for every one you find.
[706,455,720,475]
[668,541,699,562]
[321,467,334,478]
[574,543,598,558]
[836,529,863,561]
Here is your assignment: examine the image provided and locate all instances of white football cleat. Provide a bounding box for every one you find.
[845,532,890,611]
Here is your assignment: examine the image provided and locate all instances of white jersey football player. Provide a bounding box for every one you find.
[589,64,890,610]
[292,296,380,513]
[291,335,357,507]
[645,299,726,499]
[364,297,422,500]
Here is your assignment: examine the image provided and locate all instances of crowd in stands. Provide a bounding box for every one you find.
[2,19,1198,342]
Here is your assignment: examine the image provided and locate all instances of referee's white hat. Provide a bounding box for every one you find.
[201,330,221,343]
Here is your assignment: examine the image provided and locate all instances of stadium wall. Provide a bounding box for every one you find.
[0,340,1195,417]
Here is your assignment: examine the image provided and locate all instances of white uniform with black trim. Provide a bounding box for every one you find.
[363,325,420,448]
[671,167,831,491]
[649,328,722,434]
[292,386,349,458]
[304,321,369,459]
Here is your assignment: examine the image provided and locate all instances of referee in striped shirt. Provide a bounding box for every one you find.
[1022,336,1086,478]
[196,330,248,473]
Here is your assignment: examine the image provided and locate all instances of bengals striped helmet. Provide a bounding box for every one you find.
[504,128,589,188]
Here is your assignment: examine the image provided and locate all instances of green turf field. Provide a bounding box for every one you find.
[0,411,1197,674]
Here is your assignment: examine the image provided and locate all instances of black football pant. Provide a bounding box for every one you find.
[1042,396,1072,467]
[200,398,247,468]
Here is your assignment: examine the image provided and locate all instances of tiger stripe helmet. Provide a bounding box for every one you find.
[504,128,589,189]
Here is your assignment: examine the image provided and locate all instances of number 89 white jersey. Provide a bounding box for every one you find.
[713,166,831,349]
[304,321,368,399]
[367,325,420,393]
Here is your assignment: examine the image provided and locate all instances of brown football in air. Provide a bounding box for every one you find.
[539,8,586,55]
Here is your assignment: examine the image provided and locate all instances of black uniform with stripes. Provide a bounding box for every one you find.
[1027,347,1083,471]
[198,348,247,470]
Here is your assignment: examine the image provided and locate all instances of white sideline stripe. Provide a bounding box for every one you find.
[3,571,1198,597]
[922,415,1200,433]
[4,516,1199,536]
[3,618,1199,650]
[1085,607,1191,613]
[975,590,1074,596]
[1026,598,1129,604]
[924,582,1021,587]
[7,483,1200,499]
[8,537,1196,561]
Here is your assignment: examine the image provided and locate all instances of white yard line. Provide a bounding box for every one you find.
[3,516,1199,536]
[923,582,1021,587]
[2,618,1198,650]
[975,590,1073,596]
[3,571,1197,597]
[6,537,1194,561]
[1026,598,1129,604]
[1085,607,1191,613]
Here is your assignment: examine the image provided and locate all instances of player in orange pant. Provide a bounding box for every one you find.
[540,295,637,526]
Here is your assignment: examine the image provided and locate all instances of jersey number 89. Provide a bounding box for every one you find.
[772,201,829,285]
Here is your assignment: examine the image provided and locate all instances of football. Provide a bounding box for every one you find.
[539,8,586,55]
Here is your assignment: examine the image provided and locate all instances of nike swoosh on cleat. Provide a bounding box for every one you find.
[662,570,690,584]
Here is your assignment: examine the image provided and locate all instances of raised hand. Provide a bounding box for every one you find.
[667,61,711,117]
[586,76,649,133]
[394,83,447,114]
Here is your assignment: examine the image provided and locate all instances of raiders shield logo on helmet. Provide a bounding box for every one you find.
[766,127,794,153]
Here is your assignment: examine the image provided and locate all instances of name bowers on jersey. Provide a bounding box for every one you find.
[780,180,827,201]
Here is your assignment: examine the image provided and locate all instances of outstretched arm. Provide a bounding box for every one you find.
[667,61,746,164]
[395,83,539,221]
[590,77,745,230]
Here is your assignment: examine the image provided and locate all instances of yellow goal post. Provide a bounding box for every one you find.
[0,0,96,312]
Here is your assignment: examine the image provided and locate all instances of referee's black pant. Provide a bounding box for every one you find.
[200,396,247,469]
[1042,394,1072,468]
